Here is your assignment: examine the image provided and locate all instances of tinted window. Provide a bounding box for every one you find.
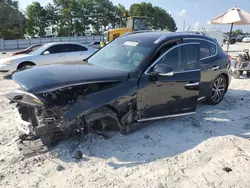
[200,41,210,59]
[70,44,87,52]
[185,44,198,70]
[153,42,178,61]
[46,45,64,54]
[157,44,198,71]
[158,46,184,72]
[208,42,217,56]
[60,44,72,53]
[184,39,217,59]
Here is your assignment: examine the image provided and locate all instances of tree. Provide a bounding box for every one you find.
[0,0,25,39]
[25,2,48,37]
[110,4,128,28]
[89,0,114,33]
[232,29,243,36]
[45,3,59,35]
[129,2,177,31]
[73,0,93,35]
[53,0,80,36]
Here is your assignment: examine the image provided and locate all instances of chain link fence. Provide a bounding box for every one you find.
[0,36,104,51]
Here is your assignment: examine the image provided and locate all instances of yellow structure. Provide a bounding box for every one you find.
[100,16,149,47]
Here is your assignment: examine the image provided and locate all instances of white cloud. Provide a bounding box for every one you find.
[177,9,187,17]
[193,22,200,29]
[194,3,199,9]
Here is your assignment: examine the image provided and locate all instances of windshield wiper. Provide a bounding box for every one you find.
[83,58,88,63]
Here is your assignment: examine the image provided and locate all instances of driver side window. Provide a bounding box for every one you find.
[45,45,62,54]
[158,46,185,72]
[156,44,199,72]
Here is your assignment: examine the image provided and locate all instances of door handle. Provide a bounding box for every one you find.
[185,82,200,87]
[212,66,220,71]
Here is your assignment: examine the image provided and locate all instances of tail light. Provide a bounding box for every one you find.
[227,55,231,61]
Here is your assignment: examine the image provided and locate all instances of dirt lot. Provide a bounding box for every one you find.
[1,44,250,188]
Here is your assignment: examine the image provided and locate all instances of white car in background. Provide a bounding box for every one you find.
[242,36,250,43]
[0,42,97,75]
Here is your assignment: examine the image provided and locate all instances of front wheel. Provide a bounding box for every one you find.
[17,62,35,70]
[205,75,227,105]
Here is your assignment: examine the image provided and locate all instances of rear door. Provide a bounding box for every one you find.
[64,44,90,63]
[137,42,201,121]
[184,38,222,98]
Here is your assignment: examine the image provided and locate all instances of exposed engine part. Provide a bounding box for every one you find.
[13,83,122,146]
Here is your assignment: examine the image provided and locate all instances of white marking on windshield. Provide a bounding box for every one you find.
[123,41,139,46]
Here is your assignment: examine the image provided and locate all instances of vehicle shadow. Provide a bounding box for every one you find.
[47,88,250,168]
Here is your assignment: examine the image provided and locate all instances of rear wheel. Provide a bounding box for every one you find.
[247,72,250,78]
[17,62,35,70]
[205,75,227,105]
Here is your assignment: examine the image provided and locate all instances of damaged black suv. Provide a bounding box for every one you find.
[7,31,231,145]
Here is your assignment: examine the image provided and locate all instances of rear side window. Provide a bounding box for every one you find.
[208,42,217,56]
[200,41,210,59]
[184,38,218,60]
[70,44,88,52]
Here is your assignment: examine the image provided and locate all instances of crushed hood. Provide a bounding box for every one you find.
[12,63,129,94]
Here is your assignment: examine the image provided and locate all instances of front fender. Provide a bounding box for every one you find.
[63,80,137,120]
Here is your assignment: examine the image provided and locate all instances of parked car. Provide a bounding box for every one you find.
[242,36,250,43]
[88,41,101,49]
[223,34,236,44]
[0,42,97,75]
[236,35,245,42]
[8,44,42,57]
[6,32,231,145]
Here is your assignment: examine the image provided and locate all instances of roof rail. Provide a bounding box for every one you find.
[177,31,206,36]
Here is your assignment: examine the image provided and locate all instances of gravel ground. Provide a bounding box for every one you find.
[1,43,250,188]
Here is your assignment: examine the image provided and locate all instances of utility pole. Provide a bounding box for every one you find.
[183,20,186,31]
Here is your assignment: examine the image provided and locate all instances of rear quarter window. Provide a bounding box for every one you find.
[208,42,217,56]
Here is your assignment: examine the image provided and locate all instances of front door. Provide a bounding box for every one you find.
[37,45,66,65]
[137,43,201,121]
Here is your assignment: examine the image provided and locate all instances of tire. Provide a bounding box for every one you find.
[230,39,236,44]
[247,72,250,78]
[233,70,241,79]
[205,75,227,105]
[17,62,35,70]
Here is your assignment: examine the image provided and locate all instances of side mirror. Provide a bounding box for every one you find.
[153,64,174,76]
[43,51,50,55]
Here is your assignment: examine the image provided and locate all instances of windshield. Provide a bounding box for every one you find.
[134,18,149,31]
[27,45,42,54]
[29,44,50,55]
[88,37,154,72]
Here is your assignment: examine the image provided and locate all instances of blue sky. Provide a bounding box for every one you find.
[20,0,250,32]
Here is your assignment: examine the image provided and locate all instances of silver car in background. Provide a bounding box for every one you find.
[0,42,97,75]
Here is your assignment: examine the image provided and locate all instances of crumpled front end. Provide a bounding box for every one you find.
[6,81,125,146]
[6,85,90,145]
